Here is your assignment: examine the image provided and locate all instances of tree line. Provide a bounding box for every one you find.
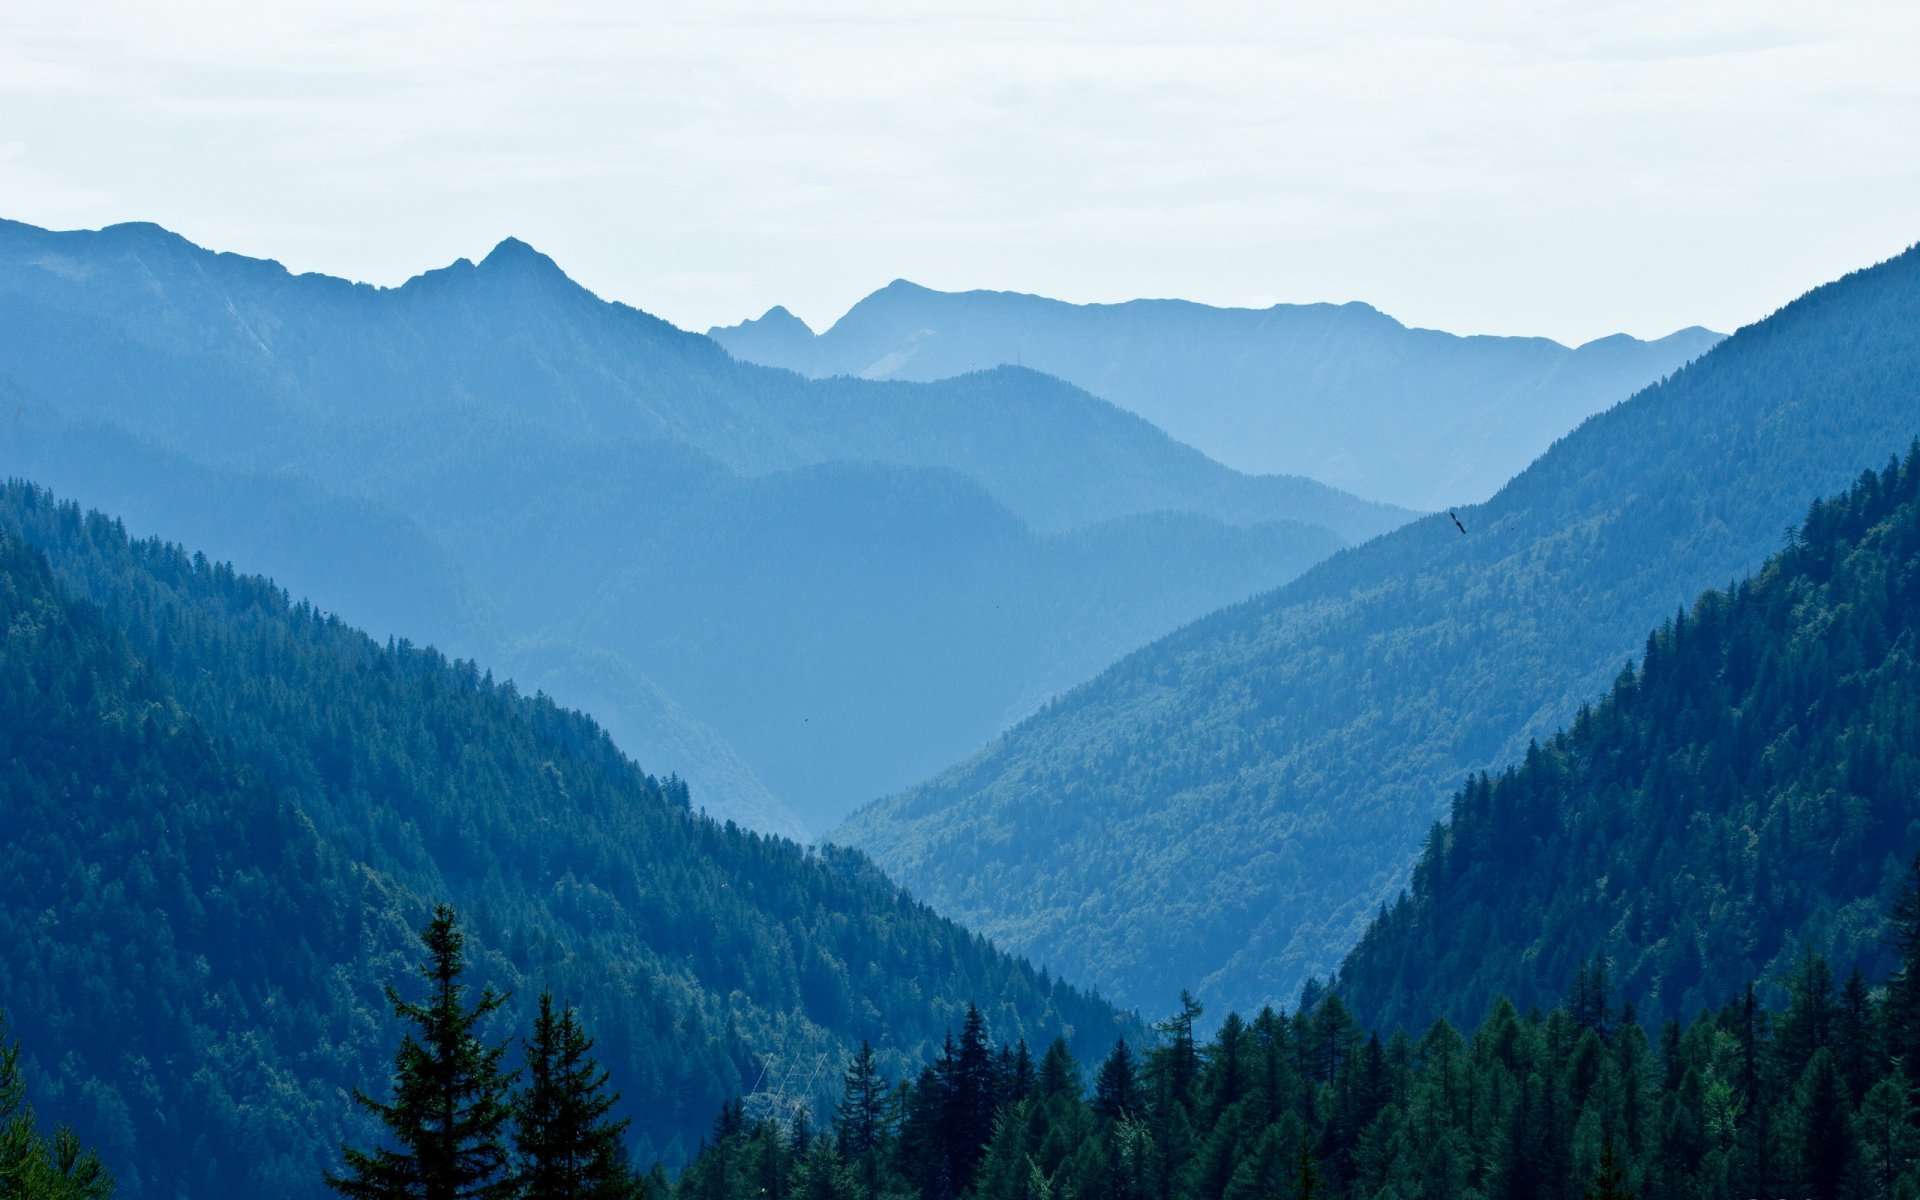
[657,865,1920,1200]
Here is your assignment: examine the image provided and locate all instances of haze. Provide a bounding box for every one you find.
[3,0,1917,344]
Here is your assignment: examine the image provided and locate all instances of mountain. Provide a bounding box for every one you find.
[0,483,1136,1199]
[1336,446,1920,1030]
[836,240,1920,1018]
[0,218,1410,834]
[709,281,1722,510]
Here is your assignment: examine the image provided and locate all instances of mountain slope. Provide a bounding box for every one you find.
[1337,446,1920,1030]
[0,218,1408,831]
[710,280,1722,509]
[0,398,808,840]
[0,485,1135,1198]
[837,240,1920,1017]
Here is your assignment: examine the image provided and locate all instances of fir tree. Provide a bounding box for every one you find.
[0,1015,114,1200]
[831,1041,888,1195]
[1288,1134,1320,1200]
[328,905,517,1200]
[939,1006,1000,1196]
[1092,1040,1141,1123]
[1583,1134,1635,1200]
[515,992,643,1200]
[1885,853,1920,1067]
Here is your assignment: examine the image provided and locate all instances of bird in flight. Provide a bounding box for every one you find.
[1449,510,1467,535]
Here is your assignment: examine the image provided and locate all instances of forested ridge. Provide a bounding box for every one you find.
[0,485,1132,1199]
[1337,444,1920,1030]
[841,239,1920,1017]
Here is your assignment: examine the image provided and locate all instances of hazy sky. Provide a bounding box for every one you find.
[3,1,1916,344]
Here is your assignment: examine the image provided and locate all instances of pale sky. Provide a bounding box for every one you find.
[2,0,1917,344]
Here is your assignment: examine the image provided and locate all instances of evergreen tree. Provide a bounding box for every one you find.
[938,1006,1000,1196]
[833,1041,888,1161]
[1287,1134,1320,1200]
[1792,1049,1853,1200]
[515,992,643,1200]
[328,905,517,1200]
[1886,853,1920,1067]
[0,1015,114,1200]
[1152,992,1204,1111]
[1092,1040,1141,1123]
[1584,1134,1634,1200]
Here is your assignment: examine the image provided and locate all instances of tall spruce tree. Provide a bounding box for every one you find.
[939,1006,1001,1197]
[328,905,517,1200]
[1584,1134,1635,1200]
[1091,1039,1141,1123]
[832,1041,888,1161]
[515,992,643,1200]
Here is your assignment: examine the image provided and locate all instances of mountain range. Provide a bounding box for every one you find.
[710,282,1722,510]
[0,218,1408,836]
[836,240,1920,1019]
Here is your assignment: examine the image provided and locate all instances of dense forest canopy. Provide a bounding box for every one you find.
[0,485,1133,1200]
[1338,445,1920,1030]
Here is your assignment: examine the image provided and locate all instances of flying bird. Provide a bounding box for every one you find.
[1449,510,1467,535]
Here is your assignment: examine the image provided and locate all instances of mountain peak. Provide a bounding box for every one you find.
[98,220,196,253]
[477,236,570,281]
[707,303,819,362]
[751,304,813,334]
[865,278,935,304]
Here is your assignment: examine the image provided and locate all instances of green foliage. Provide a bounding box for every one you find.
[0,1015,115,1199]
[515,992,645,1200]
[330,906,518,1200]
[1339,446,1920,1028]
[842,240,1920,1016]
[0,494,1134,1199]
[674,936,1920,1200]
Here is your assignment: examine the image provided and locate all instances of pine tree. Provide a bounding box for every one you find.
[515,992,643,1199]
[1288,1133,1321,1200]
[1793,1049,1853,1200]
[1152,991,1204,1110]
[0,1015,114,1200]
[1583,1133,1635,1200]
[328,905,517,1200]
[1092,1040,1141,1123]
[1886,853,1920,1067]
[939,1006,1000,1196]
[834,1042,888,1159]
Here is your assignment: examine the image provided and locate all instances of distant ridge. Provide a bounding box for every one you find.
[0,217,1407,832]
[711,282,1722,510]
[837,240,1920,1017]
